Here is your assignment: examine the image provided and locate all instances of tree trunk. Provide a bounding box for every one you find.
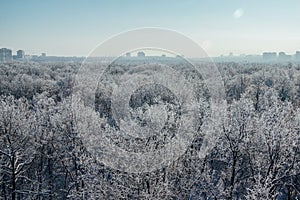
[11,153,16,200]
[229,150,237,199]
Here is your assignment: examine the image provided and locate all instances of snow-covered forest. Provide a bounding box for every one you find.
[0,61,299,199]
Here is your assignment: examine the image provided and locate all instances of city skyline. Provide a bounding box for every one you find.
[1,47,300,64]
[1,0,300,57]
[1,47,300,56]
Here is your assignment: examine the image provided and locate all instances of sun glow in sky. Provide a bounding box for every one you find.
[1,0,299,57]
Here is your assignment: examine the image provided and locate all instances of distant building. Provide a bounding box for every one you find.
[137,51,145,57]
[41,53,46,57]
[161,54,166,57]
[126,52,131,57]
[296,51,300,60]
[278,52,291,61]
[17,50,25,59]
[0,48,12,62]
[263,52,277,60]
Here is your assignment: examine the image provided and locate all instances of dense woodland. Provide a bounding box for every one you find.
[0,61,299,199]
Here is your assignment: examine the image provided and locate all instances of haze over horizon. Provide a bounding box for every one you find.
[1,0,299,57]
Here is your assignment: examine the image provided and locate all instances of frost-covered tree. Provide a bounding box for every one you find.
[0,96,35,200]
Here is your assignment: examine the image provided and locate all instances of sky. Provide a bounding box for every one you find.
[0,0,300,57]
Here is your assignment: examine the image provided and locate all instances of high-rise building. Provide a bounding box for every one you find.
[137,51,145,57]
[296,51,300,60]
[278,52,291,61]
[126,52,131,57]
[0,48,12,62]
[17,50,25,59]
[263,52,277,60]
[41,53,46,57]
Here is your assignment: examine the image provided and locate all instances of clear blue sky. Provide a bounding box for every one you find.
[1,0,299,57]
